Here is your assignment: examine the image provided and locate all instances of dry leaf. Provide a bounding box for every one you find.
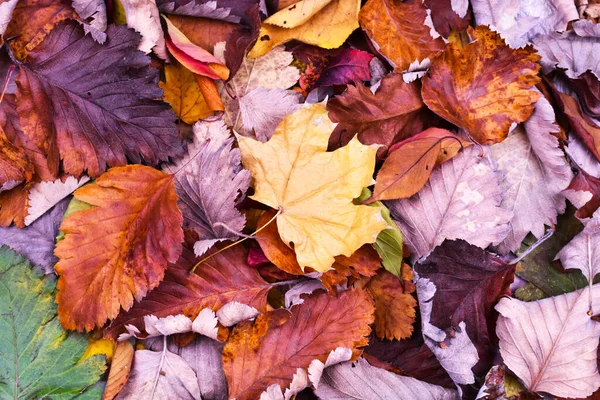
[160,62,212,124]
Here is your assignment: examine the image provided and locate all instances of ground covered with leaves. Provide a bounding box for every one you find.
[1,0,600,399]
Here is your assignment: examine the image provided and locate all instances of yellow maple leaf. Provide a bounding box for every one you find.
[248,0,360,58]
[237,104,386,272]
[160,62,212,125]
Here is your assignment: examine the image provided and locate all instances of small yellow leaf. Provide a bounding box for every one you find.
[160,63,212,125]
[237,104,386,272]
[248,0,360,58]
[80,338,115,363]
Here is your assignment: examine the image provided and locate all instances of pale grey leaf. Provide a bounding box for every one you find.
[116,348,201,400]
[496,286,600,398]
[158,0,239,22]
[121,0,167,59]
[284,280,324,308]
[388,146,511,260]
[471,0,578,47]
[308,347,352,388]
[191,308,219,340]
[0,198,69,274]
[451,0,468,18]
[573,19,600,37]
[490,97,572,253]
[239,87,301,141]
[73,0,107,43]
[0,0,17,36]
[25,176,89,226]
[534,29,600,79]
[163,120,251,256]
[216,301,259,327]
[567,134,600,178]
[556,213,600,286]
[315,358,460,400]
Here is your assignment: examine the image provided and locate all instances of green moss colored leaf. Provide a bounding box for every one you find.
[0,246,106,399]
[56,197,94,243]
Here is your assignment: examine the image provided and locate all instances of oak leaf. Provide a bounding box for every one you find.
[105,243,271,339]
[55,165,184,331]
[358,0,445,72]
[222,288,374,399]
[237,104,386,272]
[327,73,430,155]
[369,128,471,202]
[248,0,360,58]
[15,22,183,178]
[496,286,600,398]
[163,120,251,256]
[388,146,512,260]
[421,25,541,145]
[366,268,417,340]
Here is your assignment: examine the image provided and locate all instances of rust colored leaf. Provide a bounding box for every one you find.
[358,0,444,72]
[369,128,471,202]
[327,73,432,155]
[5,0,78,60]
[222,289,374,399]
[422,25,541,145]
[0,127,33,192]
[105,243,271,339]
[167,14,237,53]
[366,268,417,340]
[0,183,29,227]
[55,165,184,332]
[102,340,134,400]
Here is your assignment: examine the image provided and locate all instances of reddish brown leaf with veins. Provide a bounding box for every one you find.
[358,0,444,72]
[369,128,471,202]
[0,183,29,227]
[105,242,271,339]
[422,26,541,145]
[55,165,184,332]
[223,289,374,399]
[0,127,33,192]
[366,267,417,340]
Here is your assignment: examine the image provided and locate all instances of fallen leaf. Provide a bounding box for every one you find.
[421,25,541,145]
[25,175,89,226]
[222,288,374,399]
[569,71,600,119]
[0,127,33,192]
[470,0,578,48]
[158,0,240,21]
[568,134,600,179]
[166,14,236,53]
[567,170,600,219]
[5,0,79,60]
[0,0,18,36]
[358,0,445,72]
[490,96,573,253]
[0,183,29,227]
[103,340,135,400]
[369,128,471,202]
[248,0,360,58]
[55,165,184,331]
[0,247,106,398]
[416,240,516,375]
[388,145,512,260]
[237,104,386,272]
[366,269,417,340]
[423,0,471,38]
[162,120,251,256]
[159,61,212,124]
[0,197,68,274]
[120,0,167,58]
[496,286,600,398]
[72,0,107,42]
[327,73,429,154]
[16,22,183,178]
[105,243,271,339]
[315,358,459,400]
[115,347,201,399]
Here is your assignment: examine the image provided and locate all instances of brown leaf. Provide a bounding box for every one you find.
[222,288,374,399]
[0,182,29,227]
[422,25,541,145]
[0,127,33,192]
[167,14,237,53]
[5,0,78,60]
[366,268,417,340]
[55,165,184,331]
[105,243,271,339]
[102,340,134,400]
[327,73,431,155]
[369,128,471,202]
[358,0,444,72]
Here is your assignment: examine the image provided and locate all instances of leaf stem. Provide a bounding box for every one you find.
[507,226,555,265]
[190,208,282,273]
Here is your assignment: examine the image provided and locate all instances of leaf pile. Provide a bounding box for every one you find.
[1,0,600,399]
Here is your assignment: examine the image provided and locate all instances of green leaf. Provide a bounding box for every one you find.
[356,188,403,277]
[0,246,106,400]
[56,197,94,242]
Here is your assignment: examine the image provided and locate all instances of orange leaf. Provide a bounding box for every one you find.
[0,127,34,191]
[369,128,471,202]
[102,340,134,400]
[55,165,184,331]
[222,288,374,399]
[422,26,541,145]
[366,268,417,340]
[0,183,29,227]
[104,242,271,339]
[5,0,78,60]
[358,0,445,72]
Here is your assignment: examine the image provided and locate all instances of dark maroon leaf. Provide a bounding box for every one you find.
[423,0,472,38]
[567,169,600,219]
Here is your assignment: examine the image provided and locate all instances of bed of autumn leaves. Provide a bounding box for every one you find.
[3,0,600,399]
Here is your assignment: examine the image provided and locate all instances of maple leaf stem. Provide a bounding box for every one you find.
[190,208,282,273]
